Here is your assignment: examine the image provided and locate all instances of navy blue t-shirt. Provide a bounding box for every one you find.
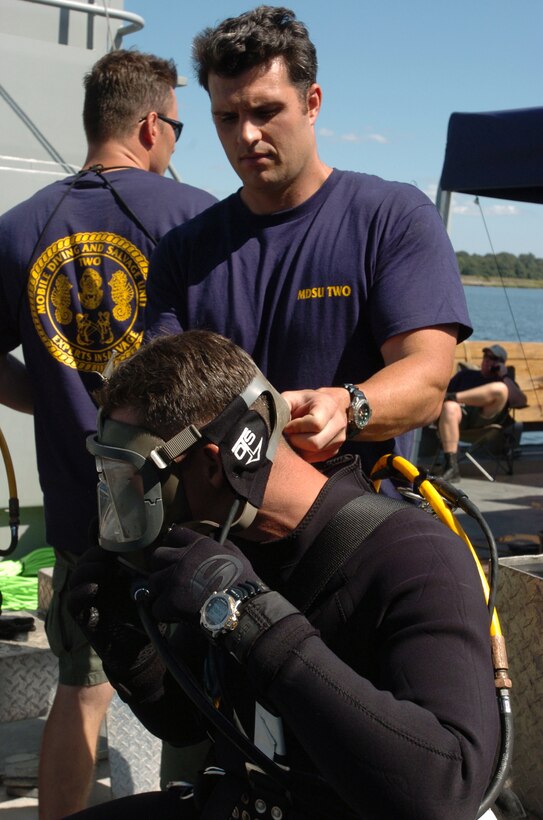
[146,169,471,474]
[0,168,216,553]
[449,366,522,408]
[449,369,497,392]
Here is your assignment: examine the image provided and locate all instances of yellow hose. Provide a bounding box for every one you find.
[370,454,502,638]
[0,425,20,555]
[0,426,18,500]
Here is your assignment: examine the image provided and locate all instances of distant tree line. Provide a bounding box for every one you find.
[457,251,543,281]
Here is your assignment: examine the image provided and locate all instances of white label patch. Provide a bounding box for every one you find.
[231,427,263,464]
[254,702,286,759]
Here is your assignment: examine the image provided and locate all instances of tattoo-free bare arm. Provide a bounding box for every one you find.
[283,325,458,458]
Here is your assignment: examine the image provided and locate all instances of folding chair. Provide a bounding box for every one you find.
[458,416,522,478]
[415,416,522,479]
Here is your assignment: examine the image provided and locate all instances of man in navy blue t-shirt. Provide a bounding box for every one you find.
[0,50,215,818]
[145,6,472,480]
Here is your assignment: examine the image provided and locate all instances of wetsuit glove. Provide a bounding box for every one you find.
[147,527,318,668]
[146,526,264,623]
[67,545,167,703]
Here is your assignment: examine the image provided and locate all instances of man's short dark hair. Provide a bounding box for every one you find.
[83,50,177,143]
[192,5,317,95]
[95,331,261,440]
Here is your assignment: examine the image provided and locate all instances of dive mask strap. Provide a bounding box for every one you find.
[126,369,288,475]
[150,425,203,469]
[238,372,291,462]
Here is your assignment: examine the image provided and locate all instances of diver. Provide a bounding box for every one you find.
[67,330,500,820]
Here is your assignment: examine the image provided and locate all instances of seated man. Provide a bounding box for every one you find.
[68,330,499,820]
[437,344,527,481]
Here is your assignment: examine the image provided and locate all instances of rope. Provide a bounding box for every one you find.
[474,196,542,418]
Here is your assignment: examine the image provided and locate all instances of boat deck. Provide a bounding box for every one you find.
[445,443,543,551]
[0,444,542,819]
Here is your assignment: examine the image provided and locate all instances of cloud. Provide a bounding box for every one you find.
[424,183,438,199]
[488,204,520,216]
[452,204,472,215]
[340,131,388,144]
[318,128,388,144]
[451,198,521,217]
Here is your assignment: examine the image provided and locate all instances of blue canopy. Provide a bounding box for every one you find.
[439,107,543,204]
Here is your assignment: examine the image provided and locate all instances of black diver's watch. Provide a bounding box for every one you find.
[200,581,268,641]
[343,383,372,438]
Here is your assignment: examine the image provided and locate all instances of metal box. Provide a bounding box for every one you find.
[0,615,56,723]
[497,555,543,818]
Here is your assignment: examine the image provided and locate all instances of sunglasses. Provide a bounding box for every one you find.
[139,113,184,142]
[157,113,183,142]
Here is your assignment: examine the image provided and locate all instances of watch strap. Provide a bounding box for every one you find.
[342,382,371,437]
[227,580,268,604]
[222,590,299,663]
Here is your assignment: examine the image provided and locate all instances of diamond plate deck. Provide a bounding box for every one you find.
[107,693,161,798]
[0,613,56,723]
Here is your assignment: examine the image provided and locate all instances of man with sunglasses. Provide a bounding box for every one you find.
[0,49,215,819]
[143,112,184,142]
[436,344,527,481]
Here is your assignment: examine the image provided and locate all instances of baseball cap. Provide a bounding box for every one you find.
[483,344,507,363]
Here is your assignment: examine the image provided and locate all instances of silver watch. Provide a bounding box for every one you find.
[200,583,266,640]
[343,383,372,438]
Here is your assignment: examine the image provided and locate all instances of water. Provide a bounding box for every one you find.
[463,285,543,444]
[464,285,543,342]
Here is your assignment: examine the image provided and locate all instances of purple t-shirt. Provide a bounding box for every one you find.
[0,168,216,553]
[146,169,471,473]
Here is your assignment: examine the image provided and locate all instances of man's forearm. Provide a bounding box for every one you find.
[317,353,451,442]
[350,325,458,440]
[349,361,449,439]
[283,326,457,460]
[0,354,34,414]
[503,376,528,409]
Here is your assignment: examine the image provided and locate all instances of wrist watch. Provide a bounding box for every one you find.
[342,383,372,438]
[200,581,267,640]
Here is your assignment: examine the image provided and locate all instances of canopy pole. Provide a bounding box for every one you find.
[435,186,451,230]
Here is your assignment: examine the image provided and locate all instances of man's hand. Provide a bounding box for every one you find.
[146,527,263,623]
[492,363,509,379]
[68,546,166,702]
[282,387,350,462]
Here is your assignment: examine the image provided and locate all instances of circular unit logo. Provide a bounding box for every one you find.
[28,232,148,372]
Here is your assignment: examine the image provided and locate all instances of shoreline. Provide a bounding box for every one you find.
[461,276,543,288]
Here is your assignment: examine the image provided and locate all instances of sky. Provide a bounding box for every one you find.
[123,0,542,257]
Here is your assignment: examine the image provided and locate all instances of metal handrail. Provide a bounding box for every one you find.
[21,0,145,46]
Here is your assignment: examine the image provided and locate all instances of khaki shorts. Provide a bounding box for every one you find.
[44,550,109,686]
[460,404,509,430]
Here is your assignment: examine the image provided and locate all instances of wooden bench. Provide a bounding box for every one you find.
[453,340,543,430]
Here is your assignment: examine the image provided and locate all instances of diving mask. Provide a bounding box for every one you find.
[87,370,290,552]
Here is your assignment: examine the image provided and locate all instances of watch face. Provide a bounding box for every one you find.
[343,384,372,436]
[353,398,371,426]
[205,595,230,627]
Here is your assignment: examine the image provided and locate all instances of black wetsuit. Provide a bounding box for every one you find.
[69,457,499,820]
